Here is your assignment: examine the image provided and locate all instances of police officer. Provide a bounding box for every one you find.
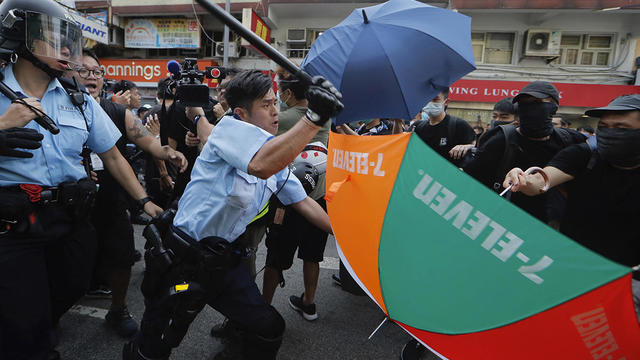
[0,0,163,359]
[124,70,342,360]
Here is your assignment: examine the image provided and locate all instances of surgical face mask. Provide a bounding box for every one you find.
[421,111,429,121]
[517,101,557,138]
[277,91,290,111]
[423,102,444,118]
[596,127,640,168]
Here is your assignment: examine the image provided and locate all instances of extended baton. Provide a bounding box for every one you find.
[0,77,60,134]
[195,0,313,84]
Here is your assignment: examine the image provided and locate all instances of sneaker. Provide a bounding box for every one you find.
[213,337,243,360]
[105,306,139,338]
[210,318,240,339]
[331,274,343,287]
[86,285,112,298]
[289,293,318,321]
[47,350,60,360]
[133,249,142,263]
[400,339,427,360]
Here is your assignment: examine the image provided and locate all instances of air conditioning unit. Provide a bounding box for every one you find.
[287,29,306,42]
[524,29,561,57]
[215,42,239,58]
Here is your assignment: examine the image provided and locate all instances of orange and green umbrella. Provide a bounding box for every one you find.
[325,132,640,359]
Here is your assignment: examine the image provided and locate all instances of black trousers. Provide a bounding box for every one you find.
[0,206,97,360]
[137,236,283,359]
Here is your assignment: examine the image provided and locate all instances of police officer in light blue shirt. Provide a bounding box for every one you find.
[0,0,164,359]
[127,70,343,360]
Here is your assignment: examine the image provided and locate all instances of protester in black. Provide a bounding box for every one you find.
[503,94,640,320]
[463,81,585,224]
[412,89,475,167]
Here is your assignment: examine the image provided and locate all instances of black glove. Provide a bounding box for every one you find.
[0,127,44,158]
[304,76,344,126]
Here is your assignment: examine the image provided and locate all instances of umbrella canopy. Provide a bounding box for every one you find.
[325,132,640,359]
[301,0,476,125]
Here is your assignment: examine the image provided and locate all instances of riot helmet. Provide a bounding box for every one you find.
[0,0,83,77]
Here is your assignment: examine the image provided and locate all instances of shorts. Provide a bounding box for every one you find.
[91,196,136,271]
[265,198,328,271]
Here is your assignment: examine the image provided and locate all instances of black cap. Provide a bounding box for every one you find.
[585,94,640,117]
[513,81,560,104]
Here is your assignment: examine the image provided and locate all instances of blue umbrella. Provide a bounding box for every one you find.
[301,0,476,125]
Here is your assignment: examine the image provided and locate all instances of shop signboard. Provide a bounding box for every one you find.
[124,18,200,49]
[449,79,639,108]
[241,8,271,50]
[99,59,218,87]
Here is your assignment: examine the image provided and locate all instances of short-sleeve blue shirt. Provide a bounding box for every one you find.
[0,64,121,187]
[173,115,307,242]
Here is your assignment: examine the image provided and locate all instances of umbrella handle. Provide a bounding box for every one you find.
[523,166,551,192]
[195,0,313,84]
[500,166,550,197]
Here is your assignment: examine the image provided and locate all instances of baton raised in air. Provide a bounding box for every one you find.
[195,0,312,84]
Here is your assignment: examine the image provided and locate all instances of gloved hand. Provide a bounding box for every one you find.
[305,76,344,126]
[0,127,44,158]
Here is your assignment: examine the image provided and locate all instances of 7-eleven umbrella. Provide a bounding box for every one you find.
[325,132,640,359]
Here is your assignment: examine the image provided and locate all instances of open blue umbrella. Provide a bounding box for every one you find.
[301,0,476,125]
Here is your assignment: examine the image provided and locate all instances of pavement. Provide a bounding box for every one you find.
[57,224,440,360]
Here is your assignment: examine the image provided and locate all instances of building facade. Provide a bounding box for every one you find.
[73,0,640,125]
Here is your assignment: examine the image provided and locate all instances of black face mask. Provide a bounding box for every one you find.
[596,127,640,168]
[490,119,514,128]
[517,102,557,138]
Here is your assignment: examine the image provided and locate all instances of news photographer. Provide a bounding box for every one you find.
[157,58,215,202]
[124,70,342,360]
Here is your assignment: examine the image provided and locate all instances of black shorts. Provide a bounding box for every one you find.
[265,198,328,271]
[91,197,135,271]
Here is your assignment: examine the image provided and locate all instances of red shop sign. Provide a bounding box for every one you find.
[449,79,640,108]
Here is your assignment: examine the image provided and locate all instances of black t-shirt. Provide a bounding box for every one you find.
[95,98,129,209]
[549,143,640,267]
[463,126,585,222]
[413,115,475,166]
[165,102,198,198]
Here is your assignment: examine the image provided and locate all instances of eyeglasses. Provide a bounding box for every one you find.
[77,68,105,78]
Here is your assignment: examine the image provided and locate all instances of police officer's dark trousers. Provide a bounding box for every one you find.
[134,228,285,360]
[0,204,97,360]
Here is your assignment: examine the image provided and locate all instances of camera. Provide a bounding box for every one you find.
[169,58,222,108]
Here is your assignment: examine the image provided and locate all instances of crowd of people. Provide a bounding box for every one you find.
[0,1,638,360]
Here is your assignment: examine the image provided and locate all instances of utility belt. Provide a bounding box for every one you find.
[0,178,97,233]
[2,179,97,207]
[142,210,250,296]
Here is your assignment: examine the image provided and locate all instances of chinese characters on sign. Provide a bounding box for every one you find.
[125,18,200,49]
[241,8,271,49]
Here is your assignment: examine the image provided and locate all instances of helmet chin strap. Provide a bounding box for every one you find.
[16,47,65,79]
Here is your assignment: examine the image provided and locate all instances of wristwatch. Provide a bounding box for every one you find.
[192,114,204,128]
[136,196,152,210]
[305,109,322,125]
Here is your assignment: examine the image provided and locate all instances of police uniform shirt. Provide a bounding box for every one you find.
[173,115,307,242]
[0,64,121,187]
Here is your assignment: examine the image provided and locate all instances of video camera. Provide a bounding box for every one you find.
[167,58,224,108]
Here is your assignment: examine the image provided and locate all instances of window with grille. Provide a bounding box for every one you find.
[472,32,515,65]
[554,34,613,66]
[286,29,325,59]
